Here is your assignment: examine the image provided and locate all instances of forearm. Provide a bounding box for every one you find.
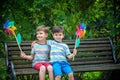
[20,51,34,60]
[24,55,33,60]
[67,54,74,59]
[67,48,77,59]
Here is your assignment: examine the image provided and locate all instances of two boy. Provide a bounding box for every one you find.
[20,25,77,80]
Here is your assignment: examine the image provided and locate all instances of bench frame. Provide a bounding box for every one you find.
[4,37,120,80]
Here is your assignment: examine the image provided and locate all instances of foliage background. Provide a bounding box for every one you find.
[0,0,120,80]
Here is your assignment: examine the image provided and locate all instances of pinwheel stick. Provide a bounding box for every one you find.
[13,32,22,52]
[72,36,78,61]
[74,36,78,48]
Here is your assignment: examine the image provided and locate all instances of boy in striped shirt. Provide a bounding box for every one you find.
[20,26,54,80]
[48,26,77,80]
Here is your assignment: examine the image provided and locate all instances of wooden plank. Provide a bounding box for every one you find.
[68,43,111,49]
[75,51,112,57]
[15,68,38,75]
[72,63,120,72]
[70,60,114,65]
[14,61,32,65]
[9,55,112,61]
[8,45,111,51]
[8,51,31,55]
[73,56,113,61]
[7,38,109,46]
[8,47,31,51]
[14,65,32,69]
[76,47,112,51]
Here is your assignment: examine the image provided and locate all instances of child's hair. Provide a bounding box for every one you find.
[52,26,64,34]
[36,25,49,33]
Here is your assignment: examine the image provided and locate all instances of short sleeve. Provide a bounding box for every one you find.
[31,44,35,54]
[65,45,71,55]
[47,40,56,45]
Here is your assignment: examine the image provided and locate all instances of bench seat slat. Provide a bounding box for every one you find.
[15,68,38,75]
[72,63,120,72]
[14,60,114,69]
[15,63,120,75]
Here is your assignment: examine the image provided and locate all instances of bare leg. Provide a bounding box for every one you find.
[68,73,74,80]
[55,75,61,80]
[39,66,46,80]
[47,65,54,80]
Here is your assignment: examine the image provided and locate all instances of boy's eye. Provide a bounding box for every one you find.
[36,32,43,35]
[55,34,58,36]
[59,34,62,36]
[40,33,42,34]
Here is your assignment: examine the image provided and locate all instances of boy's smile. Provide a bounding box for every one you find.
[36,31,48,41]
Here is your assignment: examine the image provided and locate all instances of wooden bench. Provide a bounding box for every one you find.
[4,37,120,80]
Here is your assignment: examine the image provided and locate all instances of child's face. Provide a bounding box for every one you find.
[36,31,48,41]
[52,32,64,42]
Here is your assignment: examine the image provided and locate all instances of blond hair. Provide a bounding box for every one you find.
[36,25,49,33]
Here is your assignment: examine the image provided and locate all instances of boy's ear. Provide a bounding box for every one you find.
[45,33,48,37]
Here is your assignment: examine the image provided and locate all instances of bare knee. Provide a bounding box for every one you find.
[47,65,53,72]
[68,73,74,78]
[40,66,46,72]
[55,75,61,80]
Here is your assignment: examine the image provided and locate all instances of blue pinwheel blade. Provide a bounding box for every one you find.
[3,20,10,29]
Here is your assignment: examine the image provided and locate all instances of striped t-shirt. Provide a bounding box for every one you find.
[31,43,50,67]
[47,40,71,62]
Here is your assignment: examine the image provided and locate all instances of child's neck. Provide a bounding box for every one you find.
[55,40,62,42]
[37,39,46,45]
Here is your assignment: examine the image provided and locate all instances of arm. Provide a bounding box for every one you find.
[67,48,77,59]
[31,40,37,48]
[20,51,34,60]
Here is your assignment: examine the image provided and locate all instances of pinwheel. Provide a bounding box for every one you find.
[73,23,86,60]
[3,20,22,51]
[75,23,86,48]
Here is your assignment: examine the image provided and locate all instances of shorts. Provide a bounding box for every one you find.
[51,62,73,77]
[34,62,51,71]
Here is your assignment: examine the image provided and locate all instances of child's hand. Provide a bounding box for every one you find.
[72,48,77,61]
[20,51,26,59]
[73,48,77,56]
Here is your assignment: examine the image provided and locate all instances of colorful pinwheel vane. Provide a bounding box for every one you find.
[75,23,86,48]
[3,20,22,51]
